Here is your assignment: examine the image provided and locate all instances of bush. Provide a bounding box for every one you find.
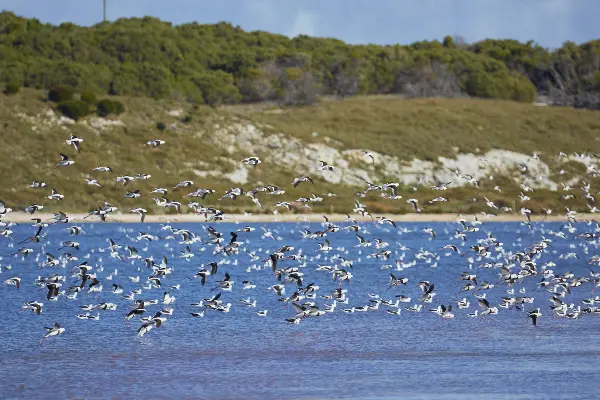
[156,121,166,131]
[182,115,192,124]
[80,91,97,104]
[96,99,116,117]
[48,85,74,103]
[4,81,20,95]
[96,99,125,117]
[113,100,125,115]
[57,100,90,121]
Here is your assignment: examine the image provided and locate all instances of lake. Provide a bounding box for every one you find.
[1,220,599,400]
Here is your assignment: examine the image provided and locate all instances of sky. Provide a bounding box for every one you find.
[1,0,598,48]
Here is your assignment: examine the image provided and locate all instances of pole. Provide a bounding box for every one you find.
[103,0,107,22]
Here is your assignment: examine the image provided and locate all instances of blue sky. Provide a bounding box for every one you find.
[2,0,598,48]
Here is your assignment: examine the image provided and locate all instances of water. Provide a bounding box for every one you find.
[1,220,599,399]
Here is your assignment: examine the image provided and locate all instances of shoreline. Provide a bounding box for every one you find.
[0,212,589,224]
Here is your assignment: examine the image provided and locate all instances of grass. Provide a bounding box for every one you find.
[1,89,599,215]
[248,96,600,162]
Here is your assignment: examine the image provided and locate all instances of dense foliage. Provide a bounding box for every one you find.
[0,12,598,108]
[95,98,124,117]
[48,85,74,103]
[56,99,90,120]
[3,80,19,94]
[80,90,97,104]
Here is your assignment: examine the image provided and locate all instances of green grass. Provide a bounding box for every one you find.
[1,89,599,215]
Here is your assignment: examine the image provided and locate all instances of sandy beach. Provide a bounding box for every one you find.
[0,212,590,224]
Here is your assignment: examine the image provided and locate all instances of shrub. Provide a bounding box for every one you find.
[48,85,74,102]
[182,115,192,124]
[113,100,125,115]
[3,81,20,95]
[156,121,167,131]
[80,91,97,104]
[57,100,90,121]
[96,99,116,117]
[96,99,125,117]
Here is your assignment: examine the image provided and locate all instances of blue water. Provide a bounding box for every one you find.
[1,220,600,400]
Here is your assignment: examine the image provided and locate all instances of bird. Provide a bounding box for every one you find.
[84,178,103,188]
[527,309,542,326]
[3,277,21,289]
[21,301,43,315]
[130,208,147,223]
[65,134,83,152]
[29,180,47,188]
[47,188,64,201]
[407,198,421,212]
[0,200,12,215]
[174,181,193,189]
[292,176,313,188]
[42,323,65,342]
[92,166,113,172]
[318,161,334,171]
[56,153,74,168]
[242,157,261,166]
[123,190,141,199]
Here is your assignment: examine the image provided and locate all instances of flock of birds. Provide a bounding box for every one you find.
[2,134,600,344]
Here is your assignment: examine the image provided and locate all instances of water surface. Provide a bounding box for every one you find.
[1,221,599,399]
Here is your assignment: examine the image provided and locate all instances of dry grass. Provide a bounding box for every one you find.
[247,96,600,161]
[1,90,599,215]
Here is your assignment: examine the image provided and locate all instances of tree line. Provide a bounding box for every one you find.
[0,12,598,108]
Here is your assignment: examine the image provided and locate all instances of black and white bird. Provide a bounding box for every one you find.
[3,277,21,289]
[65,135,83,152]
[147,139,166,147]
[42,322,65,342]
[56,153,74,168]
[92,166,112,172]
[318,161,334,171]
[29,180,47,188]
[123,190,141,199]
[387,273,408,290]
[130,208,147,223]
[21,301,43,315]
[292,176,314,188]
[84,178,103,187]
[174,181,193,189]
[527,308,542,326]
[24,204,43,214]
[0,200,13,215]
[242,157,261,166]
[47,188,64,201]
[407,198,421,212]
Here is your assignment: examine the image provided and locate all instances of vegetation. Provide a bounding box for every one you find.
[3,80,19,94]
[250,95,600,161]
[56,99,90,120]
[48,85,74,103]
[0,89,599,215]
[0,12,597,109]
[80,91,97,105]
[96,98,125,117]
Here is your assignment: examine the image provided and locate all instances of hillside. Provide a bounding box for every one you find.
[0,12,598,109]
[1,89,600,216]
